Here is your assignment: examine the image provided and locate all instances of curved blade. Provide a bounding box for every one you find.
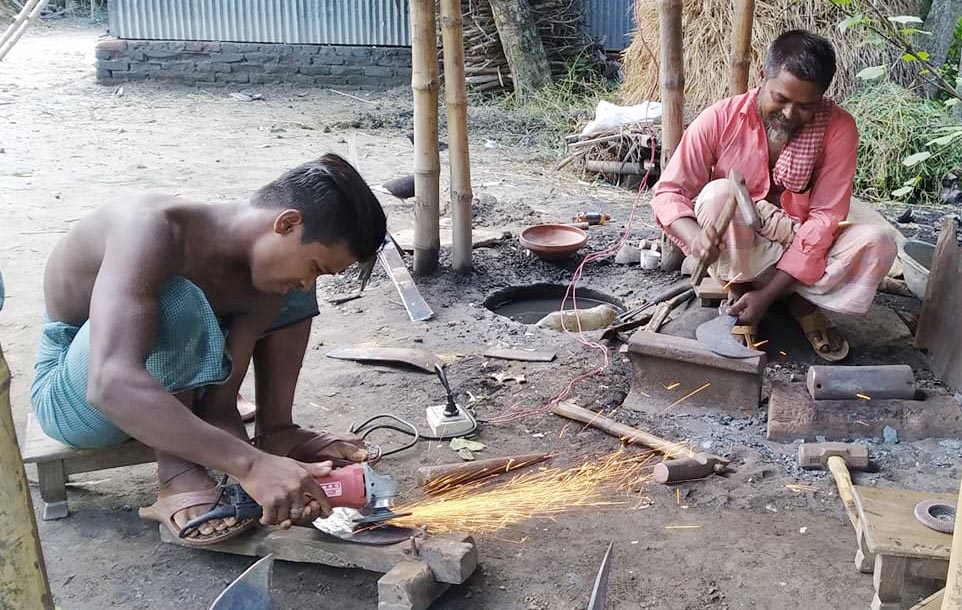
[696,314,764,359]
[208,554,273,610]
[587,542,613,610]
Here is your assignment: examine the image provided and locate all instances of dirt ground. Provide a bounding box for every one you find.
[2,21,960,610]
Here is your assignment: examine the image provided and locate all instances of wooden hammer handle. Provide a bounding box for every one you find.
[827,455,860,529]
[551,401,691,458]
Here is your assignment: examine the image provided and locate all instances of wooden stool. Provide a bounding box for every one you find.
[21,413,155,520]
[852,485,954,610]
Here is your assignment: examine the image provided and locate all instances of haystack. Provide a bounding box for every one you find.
[621,0,918,112]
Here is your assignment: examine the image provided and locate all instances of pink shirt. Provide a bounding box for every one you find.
[650,88,859,285]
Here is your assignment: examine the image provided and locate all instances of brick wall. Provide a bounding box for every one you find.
[95,38,413,88]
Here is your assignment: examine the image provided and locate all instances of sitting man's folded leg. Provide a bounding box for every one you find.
[249,286,368,465]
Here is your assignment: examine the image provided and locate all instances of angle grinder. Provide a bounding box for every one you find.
[178,462,408,538]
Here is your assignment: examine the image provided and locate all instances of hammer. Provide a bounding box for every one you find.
[798,442,870,530]
[690,169,760,288]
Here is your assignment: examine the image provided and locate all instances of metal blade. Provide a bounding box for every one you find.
[696,314,764,359]
[587,541,613,610]
[208,554,273,610]
[377,234,434,322]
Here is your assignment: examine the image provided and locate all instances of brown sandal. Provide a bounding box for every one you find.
[795,310,850,362]
[252,424,369,464]
[138,488,257,547]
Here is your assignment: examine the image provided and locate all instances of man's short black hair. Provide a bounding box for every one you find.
[253,154,387,262]
[763,30,837,92]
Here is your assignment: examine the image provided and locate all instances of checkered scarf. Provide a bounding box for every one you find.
[770,97,835,193]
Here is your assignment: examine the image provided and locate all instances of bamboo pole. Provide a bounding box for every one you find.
[0,0,50,62]
[439,0,473,272]
[942,471,962,608]
[656,0,684,168]
[409,0,441,276]
[0,341,54,609]
[730,0,755,95]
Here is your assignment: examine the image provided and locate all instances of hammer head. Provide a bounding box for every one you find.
[798,442,870,471]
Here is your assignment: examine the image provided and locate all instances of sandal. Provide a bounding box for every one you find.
[794,310,850,362]
[252,424,369,465]
[138,488,257,547]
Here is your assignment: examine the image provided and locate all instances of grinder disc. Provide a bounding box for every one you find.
[312,508,419,545]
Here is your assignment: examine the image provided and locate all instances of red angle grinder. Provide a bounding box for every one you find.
[178,462,406,538]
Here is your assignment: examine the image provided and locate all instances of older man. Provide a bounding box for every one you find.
[651,29,896,361]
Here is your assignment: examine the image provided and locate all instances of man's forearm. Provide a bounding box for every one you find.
[760,269,796,299]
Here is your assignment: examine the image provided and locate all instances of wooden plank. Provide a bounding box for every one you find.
[22,413,154,467]
[767,381,962,442]
[853,486,954,560]
[159,525,477,585]
[482,348,556,362]
[916,217,962,393]
[0,342,55,609]
[694,277,727,301]
[908,589,943,610]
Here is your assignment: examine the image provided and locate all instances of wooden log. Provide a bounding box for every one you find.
[550,400,692,458]
[584,160,652,175]
[488,0,551,99]
[656,0,684,167]
[410,0,441,275]
[767,380,962,442]
[417,453,551,492]
[440,0,473,272]
[0,341,55,609]
[730,0,755,95]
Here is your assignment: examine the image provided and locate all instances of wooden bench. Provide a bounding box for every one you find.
[852,485,954,610]
[21,413,155,520]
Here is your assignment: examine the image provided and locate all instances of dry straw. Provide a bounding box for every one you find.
[621,0,918,113]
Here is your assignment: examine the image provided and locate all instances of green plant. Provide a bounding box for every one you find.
[829,0,962,201]
[844,81,962,204]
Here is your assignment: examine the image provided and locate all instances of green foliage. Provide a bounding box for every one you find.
[844,81,962,203]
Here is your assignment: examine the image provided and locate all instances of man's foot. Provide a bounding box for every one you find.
[138,467,256,546]
[788,296,850,362]
[254,424,368,465]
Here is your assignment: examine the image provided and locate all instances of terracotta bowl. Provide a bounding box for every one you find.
[519,224,588,261]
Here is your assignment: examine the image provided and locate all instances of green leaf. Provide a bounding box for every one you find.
[901,53,918,62]
[926,132,962,147]
[945,98,960,108]
[891,186,914,198]
[857,65,887,80]
[887,15,924,25]
[829,0,852,5]
[456,448,475,461]
[899,28,932,36]
[838,14,866,33]
[916,51,931,60]
[902,151,932,167]
[449,437,486,452]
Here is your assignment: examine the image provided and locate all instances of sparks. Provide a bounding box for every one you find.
[722,273,743,290]
[663,382,681,391]
[785,483,818,493]
[752,339,769,349]
[388,450,656,534]
[663,382,711,412]
[856,393,871,401]
[664,525,702,530]
[778,351,788,356]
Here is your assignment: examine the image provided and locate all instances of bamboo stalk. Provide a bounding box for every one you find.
[943,471,962,608]
[410,0,441,275]
[0,341,54,609]
[440,0,473,271]
[657,0,684,167]
[0,0,48,61]
[730,0,755,95]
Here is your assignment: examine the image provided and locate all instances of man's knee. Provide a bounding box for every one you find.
[694,179,732,221]
[852,225,898,266]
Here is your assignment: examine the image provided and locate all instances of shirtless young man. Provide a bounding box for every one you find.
[32,153,386,543]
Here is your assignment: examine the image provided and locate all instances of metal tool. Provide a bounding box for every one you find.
[208,554,274,610]
[587,541,613,610]
[377,233,434,322]
[690,169,758,287]
[179,462,407,538]
[653,454,731,484]
[695,314,764,359]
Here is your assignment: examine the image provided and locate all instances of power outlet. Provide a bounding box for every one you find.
[426,404,475,437]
